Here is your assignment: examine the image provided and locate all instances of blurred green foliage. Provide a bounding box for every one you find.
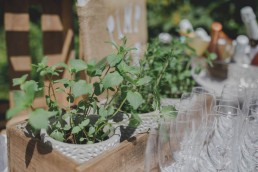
[147,0,258,39]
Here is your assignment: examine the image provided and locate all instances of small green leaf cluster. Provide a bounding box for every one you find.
[7,38,151,144]
[143,38,197,98]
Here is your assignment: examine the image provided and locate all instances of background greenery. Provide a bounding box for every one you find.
[0,0,257,102]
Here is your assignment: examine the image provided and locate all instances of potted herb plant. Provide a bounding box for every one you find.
[112,45,166,139]
[144,37,212,106]
[7,38,150,163]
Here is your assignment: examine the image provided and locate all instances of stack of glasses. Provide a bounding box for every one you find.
[145,85,258,172]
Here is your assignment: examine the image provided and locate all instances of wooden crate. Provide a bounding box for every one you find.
[7,121,148,172]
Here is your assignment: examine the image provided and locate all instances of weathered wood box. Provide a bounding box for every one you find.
[7,121,149,172]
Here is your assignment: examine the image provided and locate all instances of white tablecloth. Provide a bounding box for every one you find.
[0,134,7,172]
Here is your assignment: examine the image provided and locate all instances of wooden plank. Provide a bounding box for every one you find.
[76,134,148,172]
[42,0,74,66]
[41,0,74,107]
[5,13,29,31]
[4,0,31,91]
[7,121,78,172]
[10,56,31,71]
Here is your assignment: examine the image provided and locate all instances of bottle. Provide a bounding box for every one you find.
[232,35,251,64]
[241,6,258,65]
[207,22,223,61]
[179,19,195,38]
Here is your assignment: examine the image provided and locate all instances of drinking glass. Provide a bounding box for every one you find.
[216,97,240,109]
[236,104,258,172]
[144,127,159,172]
[192,87,216,114]
[200,105,242,172]
[221,84,246,109]
[191,87,216,127]
[158,117,177,172]
[242,90,258,116]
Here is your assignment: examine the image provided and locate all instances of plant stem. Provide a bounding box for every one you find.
[111,97,127,118]
[82,129,88,140]
[95,122,108,138]
[106,87,119,108]
[155,58,169,89]
[85,93,95,116]
[47,75,57,102]
[104,89,109,107]
[103,65,111,77]
[30,105,35,111]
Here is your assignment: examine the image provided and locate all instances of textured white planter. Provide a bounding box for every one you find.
[40,127,121,163]
[160,98,180,107]
[120,110,159,140]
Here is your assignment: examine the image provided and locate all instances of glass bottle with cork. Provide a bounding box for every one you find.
[241,6,258,66]
[207,22,230,79]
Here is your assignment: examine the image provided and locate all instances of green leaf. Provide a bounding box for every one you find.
[80,138,86,142]
[88,126,95,136]
[126,91,144,110]
[13,74,28,87]
[6,106,26,119]
[79,119,90,128]
[72,80,93,98]
[50,130,64,142]
[107,54,122,67]
[107,106,115,116]
[54,78,74,88]
[105,41,119,51]
[52,62,68,69]
[71,126,81,134]
[99,107,108,117]
[66,94,74,103]
[93,82,104,96]
[87,141,94,144]
[62,112,72,120]
[28,109,53,129]
[63,124,71,131]
[86,60,105,77]
[128,113,141,128]
[22,80,38,105]
[136,76,152,86]
[13,91,27,107]
[102,72,123,89]
[69,59,87,73]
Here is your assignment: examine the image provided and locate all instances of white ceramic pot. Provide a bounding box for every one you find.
[40,127,120,163]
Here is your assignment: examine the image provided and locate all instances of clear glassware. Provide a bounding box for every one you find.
[144,127,159,172]
[191,87,216,128]
[199,105,242,172]
[221,84,246,109]
[216,97,240,109]
[236,104,258,172]
[158,116,177,172]
[242,90,258,116]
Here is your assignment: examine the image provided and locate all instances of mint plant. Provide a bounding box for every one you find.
[7,38,151,144]
[144,38,207,98]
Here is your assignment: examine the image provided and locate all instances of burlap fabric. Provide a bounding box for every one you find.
[77,0,147,62]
